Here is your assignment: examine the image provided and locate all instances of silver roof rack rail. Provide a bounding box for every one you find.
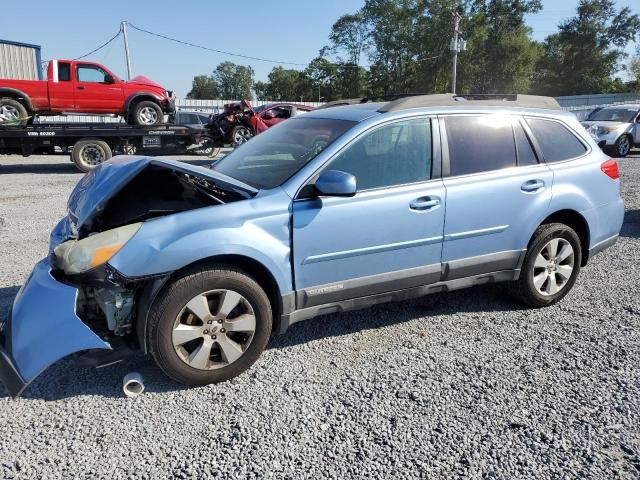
[378,94,561,112]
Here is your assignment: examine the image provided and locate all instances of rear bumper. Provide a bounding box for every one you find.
[0,258,110,398]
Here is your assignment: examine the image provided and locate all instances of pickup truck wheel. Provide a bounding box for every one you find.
[71,138,112,173]
[0,98,28,126]
[507,223,582,307]
[131,101,163,126]
[147,264,272,386]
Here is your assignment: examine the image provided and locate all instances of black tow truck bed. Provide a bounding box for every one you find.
[0,123,208,172]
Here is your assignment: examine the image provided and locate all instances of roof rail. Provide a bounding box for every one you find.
[378,94,561,112]
[314,93,426,110]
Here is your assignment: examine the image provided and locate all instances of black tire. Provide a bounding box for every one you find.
[0,98,29,126]
[612,135,632,158]
[130,100,163,126]
[230,125,253,147]
[193,134,221,158]
[71,138,112,173]
[147,264,272,386]
[507,223,582,307]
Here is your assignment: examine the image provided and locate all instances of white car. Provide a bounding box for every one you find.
[582,105,640,157]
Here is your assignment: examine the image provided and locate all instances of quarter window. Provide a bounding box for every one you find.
[526,118,587,163]
[327,118,432,190]
[58,62,71,82]
[445,115,516,176]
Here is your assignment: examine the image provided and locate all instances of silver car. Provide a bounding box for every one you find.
[582,105,640,157]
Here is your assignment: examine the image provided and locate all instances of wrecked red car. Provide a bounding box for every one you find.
[207,100,314,147]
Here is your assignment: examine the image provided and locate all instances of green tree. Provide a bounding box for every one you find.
[534,0,640,95]
[458,0,543,94]
[186,75,219,99]
[213,61,255,100]
[255,66,311,101]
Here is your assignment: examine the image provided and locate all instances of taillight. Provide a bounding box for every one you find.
[601,159,619,179]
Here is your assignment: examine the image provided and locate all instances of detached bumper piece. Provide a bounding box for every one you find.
[0,258,111,398]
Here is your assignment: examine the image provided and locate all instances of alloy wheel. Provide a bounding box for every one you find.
[532,238,575,296]
[172,289,257,370]
[617,136,631,156]
[233,127,253,145]
[0,105,21,123]
[138,106,159,125]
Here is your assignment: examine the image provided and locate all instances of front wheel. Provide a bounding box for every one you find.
[193,134,221,158]
[147,264,272,386]
[130,101,163,126]
[507,223,582,307]
[612,135,631,158]
[71,138,112,173]
[230,125,253,147]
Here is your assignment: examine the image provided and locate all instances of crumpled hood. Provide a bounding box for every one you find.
[67,156,257,236]
[126,75,165,90]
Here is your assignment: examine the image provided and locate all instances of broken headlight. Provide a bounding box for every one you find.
[53,223,142,275]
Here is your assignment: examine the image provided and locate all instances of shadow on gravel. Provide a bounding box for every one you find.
[0,162,80,174]
[270,283,524,350]
[0,157,212,175]
[621,209,640,239]
[0,283,523,401]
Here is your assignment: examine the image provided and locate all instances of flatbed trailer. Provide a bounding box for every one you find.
[0,123,209,172]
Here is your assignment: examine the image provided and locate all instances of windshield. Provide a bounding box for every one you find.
[588,108,638,123]
[212,117,356,189]
[254,104,268,113]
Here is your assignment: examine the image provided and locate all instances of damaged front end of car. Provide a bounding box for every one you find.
[0,156,256,397]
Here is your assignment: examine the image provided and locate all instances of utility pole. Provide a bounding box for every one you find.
[451,12,462,95]
[121,21,132,80]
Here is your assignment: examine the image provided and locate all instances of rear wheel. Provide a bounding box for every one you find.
[147,264,272,386]
[130,101,163,126]
[71,138,112,173]
[0,98,28,126]
[507,223,582,307]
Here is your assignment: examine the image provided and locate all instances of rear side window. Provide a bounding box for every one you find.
[58,62,71,82]
[328,118,432,190]
[445,116,516,176]
[514,122,538,166]
[526,118,587,162]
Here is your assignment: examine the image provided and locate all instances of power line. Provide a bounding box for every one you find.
[73,30,122,61]
[127,22,310,67]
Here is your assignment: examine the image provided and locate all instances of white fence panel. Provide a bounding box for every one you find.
[35,98,325,123]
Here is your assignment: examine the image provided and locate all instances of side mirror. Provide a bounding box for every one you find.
[315,170,356,197]
[104,74,115,84]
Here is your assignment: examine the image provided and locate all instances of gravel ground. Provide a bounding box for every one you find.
[0,152,639,479]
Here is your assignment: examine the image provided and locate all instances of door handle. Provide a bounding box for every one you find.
[409,197,440,211]
[521,179,545,192]
[77,86,85,90]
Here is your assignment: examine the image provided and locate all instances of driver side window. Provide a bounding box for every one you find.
[77,65,108,83]
[326,118,432,190]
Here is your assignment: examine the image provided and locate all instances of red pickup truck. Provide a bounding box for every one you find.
[0,60,175,126]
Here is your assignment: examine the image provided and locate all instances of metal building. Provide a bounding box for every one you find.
[0,39,43,80]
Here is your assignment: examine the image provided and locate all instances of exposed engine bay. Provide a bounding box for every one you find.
[52,158,256,352]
